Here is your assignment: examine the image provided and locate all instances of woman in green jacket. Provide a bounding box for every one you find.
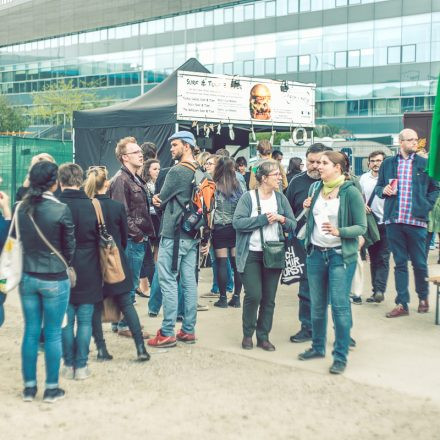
[233,161,296,352]
[298,151,367,375]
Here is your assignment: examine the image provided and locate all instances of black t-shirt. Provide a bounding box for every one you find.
[285,171,320,233]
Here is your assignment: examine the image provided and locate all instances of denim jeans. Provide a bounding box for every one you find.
[157,237,198,336]
[139,240,155,283]
[367,224,390,294]
[148,269,184,316]
[118,238,146,330]
[307,248,355,365]
[62,303,94,369]
[19,273,70,388]
[210,246,233,293]
[386,223,428,307]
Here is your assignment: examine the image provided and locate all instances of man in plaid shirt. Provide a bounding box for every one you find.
[375,128,439,318]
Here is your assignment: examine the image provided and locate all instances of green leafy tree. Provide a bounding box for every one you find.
[31,79,110,126]
[313,124,342,137]
[0,96,27,132]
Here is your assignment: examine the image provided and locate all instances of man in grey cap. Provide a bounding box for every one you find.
[148,131,208,347]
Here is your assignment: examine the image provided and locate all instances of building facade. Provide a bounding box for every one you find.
[0,0,438,135]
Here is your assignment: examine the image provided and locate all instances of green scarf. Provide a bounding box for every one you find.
[322,175,345,196]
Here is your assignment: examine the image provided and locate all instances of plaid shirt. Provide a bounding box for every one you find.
[387,153,427,228]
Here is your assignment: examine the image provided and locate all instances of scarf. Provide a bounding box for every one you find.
[322,175,345,196]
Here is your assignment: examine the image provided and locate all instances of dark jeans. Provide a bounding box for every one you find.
[139,240,155,283]
[241,251,281,341]
[386,223,428,307]
[93,293,144,348]
[367,223,390,294]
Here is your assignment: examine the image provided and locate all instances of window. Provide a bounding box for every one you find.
[244,60,254,75]
[244,3,254,20]
[401,97,414,112]
[334,51,347,68]
[359,99,371,115]
[204,11,213,26]
[347,100,359,116]
[387,99,400,114]
[265,58,275,74]
[348,50,360,67]
[402,44,416,63]
[174,15,186,31]
[195,12,204,27]
[214,9,224,25]
[287,55,298,72]
[387,46,401,64]
[224,8,233,22]
[186,13,196,28]
[288,0,298,14]
[299,54,310,71]
[349,0,361,4]
[336,0,347,5]
[266,1,276,16]
[223,62,233,75]
[234,5,244,21]
[300,0,311,12]
[255,2,265,19]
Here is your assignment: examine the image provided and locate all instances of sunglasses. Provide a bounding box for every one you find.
[88,165,107,172]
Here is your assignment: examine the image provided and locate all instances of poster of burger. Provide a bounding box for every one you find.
[177,71,315,128]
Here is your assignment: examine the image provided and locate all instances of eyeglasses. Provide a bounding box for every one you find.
[402,138,419,143]
[88,165,107,172]
[205,161,215,166]
[124,150,143,155]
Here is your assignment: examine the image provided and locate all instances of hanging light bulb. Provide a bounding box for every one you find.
[228,123,235,141]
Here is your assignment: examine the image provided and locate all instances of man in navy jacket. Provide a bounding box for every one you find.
[375,128,439,318]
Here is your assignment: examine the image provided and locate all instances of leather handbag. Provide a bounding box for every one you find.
[102,296,121,323]
[91,198,125,284]
[255,190,286,270]
[28,213,77,288]
[0,203,23,293]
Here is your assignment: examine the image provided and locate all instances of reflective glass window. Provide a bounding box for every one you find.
[387,99,400,114]
[265,58,275,74]
[401,97,414,112]
[334,101,345,116]
[234,5,244,22]
[255,59,264,75]
[224,8,233,22]
[321,101,335,117]
[195,12,204,27]
[387,46,401,64]
[335,51,347,68]
[276,0,288,15]
[359,99,372,115]
[373,99,386,115]
[233,60,243,75]
[287,56,298,71]
[336,0,347,6]
[402,44,416,63]
[140,22,147,35]
[244,4,254,20]
[300,0,311,12]
[255,2,265,19]
[244,60,254,75]
[266,1,276,17]
[311,0,323,10]
[347,100,359,115]
[164,17,173,32]
[349,0,361,4]
[214,9,224,25]
[223,62,233,75]
[156,19,165,33]
[348,50,360,67]
[323,0,335,7]
[276,56,287,74]
[360,48,374,67]
[288,0,298,14]
[299,54,310,71]
[174,15,185,31]
[186,13,195,28]
[115,26,131,39]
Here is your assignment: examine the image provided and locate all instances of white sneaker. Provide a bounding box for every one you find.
[75,366,91,381]
[61,366,74,380]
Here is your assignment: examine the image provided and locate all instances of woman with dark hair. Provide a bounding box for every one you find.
[212,157,243,308]
[17,160,75,403]
[286,157,303,183]
[235,156,250,190]
[298,151,367,375]
[84,167,150,362]
[233,160,296,350]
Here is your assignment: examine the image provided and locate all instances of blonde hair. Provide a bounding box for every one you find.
[23,152,56,187]
[115,136,137,162]
[196,151,211,168]
[84,167,108,198]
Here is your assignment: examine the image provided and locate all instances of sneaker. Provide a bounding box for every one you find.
[176,315,184,322]
[350,295,362,305]
[43,388,65,403]
[200,291,219,298]
[22,386,37,402]
[147,329,177,348]
[349,337,356,349]
[214,297,228,308]
[148,311,158,318]
[75,366,91,381]
[365,295,376,303]
[386,304,409,318]
[298,348,325,361]
[111,324,118,333]
[176,329,196,344]
[373,291,384,303]
[197,303,209,312]
[329,360,346,375]
[418,299,429,313]
[61,365,74,380]
[228,295,241,308]
[290,328,312,343]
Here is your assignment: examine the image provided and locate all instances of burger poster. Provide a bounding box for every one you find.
[177,71,315,127]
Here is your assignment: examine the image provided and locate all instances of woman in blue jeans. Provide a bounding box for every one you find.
[17,161,75,403]
[298,152,366,375]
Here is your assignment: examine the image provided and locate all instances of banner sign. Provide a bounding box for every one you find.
[177,71,315,127]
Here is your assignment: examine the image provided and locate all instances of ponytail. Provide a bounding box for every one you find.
[84,167,108,198]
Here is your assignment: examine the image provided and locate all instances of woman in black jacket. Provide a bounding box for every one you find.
[18,161,75,403]
[58,163,103,381]
[84,166,150,362]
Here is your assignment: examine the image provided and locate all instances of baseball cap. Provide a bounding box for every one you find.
[168,131,196,147]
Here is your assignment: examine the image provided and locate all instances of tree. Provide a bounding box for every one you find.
[313,124,342,138]
[0,96,27,132]
[31,79,110,126]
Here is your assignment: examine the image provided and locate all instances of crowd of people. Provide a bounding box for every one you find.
[0,127,439,403]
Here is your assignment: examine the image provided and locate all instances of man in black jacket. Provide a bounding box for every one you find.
[109,137,154,336]
[375,129,439,318]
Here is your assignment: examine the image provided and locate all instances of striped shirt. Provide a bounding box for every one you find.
[387,153,427,228]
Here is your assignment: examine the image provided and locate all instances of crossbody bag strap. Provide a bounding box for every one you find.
[8,202,22,242]
[91,198,105,227]
[255,190,266,247]
[28,214,68,270]
[366,187,376,207]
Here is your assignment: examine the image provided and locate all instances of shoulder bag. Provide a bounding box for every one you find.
[28,214,77,288]
[91,198,125,284]
[255,190,286,270]
[0,202,23,293]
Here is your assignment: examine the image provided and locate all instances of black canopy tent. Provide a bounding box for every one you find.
[73,58,306,176]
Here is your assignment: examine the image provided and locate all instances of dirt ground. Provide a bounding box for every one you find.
[0,254,440,440]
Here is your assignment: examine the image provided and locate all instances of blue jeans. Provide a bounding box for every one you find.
[386,223,428,307]
[210,247,233,293]
[62,303,94,369]
[157,238,198,336]
[139,240,155,283]
[119,238,146,330]
[19,273,70,388]
[307,248,355,365]
[148,269,184,316]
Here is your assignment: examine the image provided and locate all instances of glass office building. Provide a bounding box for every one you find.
[0,0,438,134]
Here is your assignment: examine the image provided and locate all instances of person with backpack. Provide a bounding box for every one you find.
[148,131,210,348]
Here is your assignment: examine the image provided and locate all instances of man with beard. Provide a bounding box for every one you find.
[286,143,332,343]
[148,131,209,347]
[359,151,389,303]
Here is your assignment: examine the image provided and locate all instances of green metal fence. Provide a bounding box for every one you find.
[0,136,73,203]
